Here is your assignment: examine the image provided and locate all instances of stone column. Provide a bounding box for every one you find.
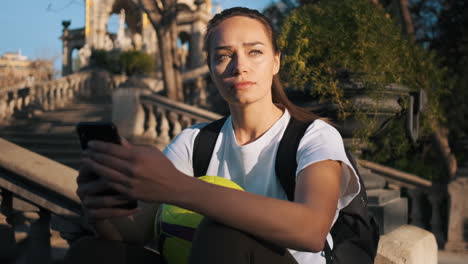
[189,20,206,69]
[61,21,72,76]
[112,86,150,140]
[445,176,468,251]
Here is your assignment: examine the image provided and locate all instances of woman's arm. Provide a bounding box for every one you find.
[175,160,340,252]
[82,140,341,252]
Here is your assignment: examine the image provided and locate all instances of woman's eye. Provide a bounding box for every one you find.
[216,54,231,62]
[250,50,263,56]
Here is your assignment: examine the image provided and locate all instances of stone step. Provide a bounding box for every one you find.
[369,195,408,235]
[359,166,387,190]
[367,189,401,205]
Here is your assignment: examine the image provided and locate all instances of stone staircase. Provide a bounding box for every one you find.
[0,96,113,170]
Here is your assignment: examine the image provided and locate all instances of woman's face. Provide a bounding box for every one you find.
[208,16,280,107]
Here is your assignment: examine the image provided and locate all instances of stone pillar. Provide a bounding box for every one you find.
[112,86,150,140]
[61,21,72,76]
[189,20,206,69]
[87,0,114,50]
[445,176,468,251]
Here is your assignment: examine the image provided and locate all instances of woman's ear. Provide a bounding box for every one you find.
[273,51,281,75]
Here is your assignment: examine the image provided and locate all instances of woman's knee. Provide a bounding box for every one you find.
[189,218,295,264]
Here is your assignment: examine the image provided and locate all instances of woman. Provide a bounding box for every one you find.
[70,7,360,264]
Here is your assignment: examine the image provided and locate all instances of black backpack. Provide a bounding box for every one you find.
[192,116,380,264]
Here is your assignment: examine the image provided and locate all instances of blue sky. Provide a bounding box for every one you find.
[0,0,276,74]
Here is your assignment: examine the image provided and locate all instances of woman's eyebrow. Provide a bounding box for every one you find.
[244,41,265,47]
[214,45,232,51]
[214,41,265,51]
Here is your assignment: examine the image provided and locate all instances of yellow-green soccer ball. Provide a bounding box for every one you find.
[155,176,244,264]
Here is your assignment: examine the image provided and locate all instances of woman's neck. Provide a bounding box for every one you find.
[229,102,284,146]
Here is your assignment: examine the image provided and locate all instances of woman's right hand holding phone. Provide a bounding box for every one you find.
[76,160,139,223]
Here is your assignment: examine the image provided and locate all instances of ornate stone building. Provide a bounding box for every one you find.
[61,0,212,75]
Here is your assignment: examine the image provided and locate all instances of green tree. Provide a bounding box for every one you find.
[279,0,450,180]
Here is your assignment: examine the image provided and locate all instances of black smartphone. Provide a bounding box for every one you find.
[76,122,121,150]
[76,121,137,210]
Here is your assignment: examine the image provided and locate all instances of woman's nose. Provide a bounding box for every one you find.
[230,54,248,75]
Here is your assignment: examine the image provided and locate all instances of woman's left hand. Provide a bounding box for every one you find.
[82,138,186,203]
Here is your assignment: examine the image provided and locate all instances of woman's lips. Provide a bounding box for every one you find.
[234,81,255,90]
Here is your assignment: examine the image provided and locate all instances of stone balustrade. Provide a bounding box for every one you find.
[358,159,448,248]
[0,71,93,122]
[0,138,85,264]
[112,87,222,149]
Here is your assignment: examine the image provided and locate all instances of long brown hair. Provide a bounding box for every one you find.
[204,7,321,123]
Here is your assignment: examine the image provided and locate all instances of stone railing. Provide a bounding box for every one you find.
[0,71,93,122]
[0,138,84,264]
[358,159,448,248]
[0,69,145,124]
[112,87,222,149]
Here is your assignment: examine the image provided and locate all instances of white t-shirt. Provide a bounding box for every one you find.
[163,110,360,264]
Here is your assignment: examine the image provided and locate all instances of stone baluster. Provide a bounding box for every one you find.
[68,80,75,99]
[16,92,24,112]
[8,93,17,118]
[407,188,426,228]
[62,82,69,104]
[52,86,59,110]
[143,104,158,139]
[26,86,39,117]
[43,86,51,111]
[427,184,447,248]
[0,189,16,262]
[168,112,182,139]
[0,188,14,224]
[50,85,56,110]
[34,85,41,108]
[74,78,81,97]
[25,209,51,264]
[41,85,49,111]
[180,116,192,130]
[86,77,92,96]
[65,82,72,101]
[56,83,64,108]
[445,177,468,251]
[0,94,8,120]
[158,109,171,144]
[23,88,31,109]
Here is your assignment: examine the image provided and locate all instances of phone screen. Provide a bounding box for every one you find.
[76,122,121,150]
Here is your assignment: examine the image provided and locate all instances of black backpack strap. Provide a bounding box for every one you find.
[192,117,228,177]
[276,117,378,263]
[275,117,311,201]
[276,117,335,264]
